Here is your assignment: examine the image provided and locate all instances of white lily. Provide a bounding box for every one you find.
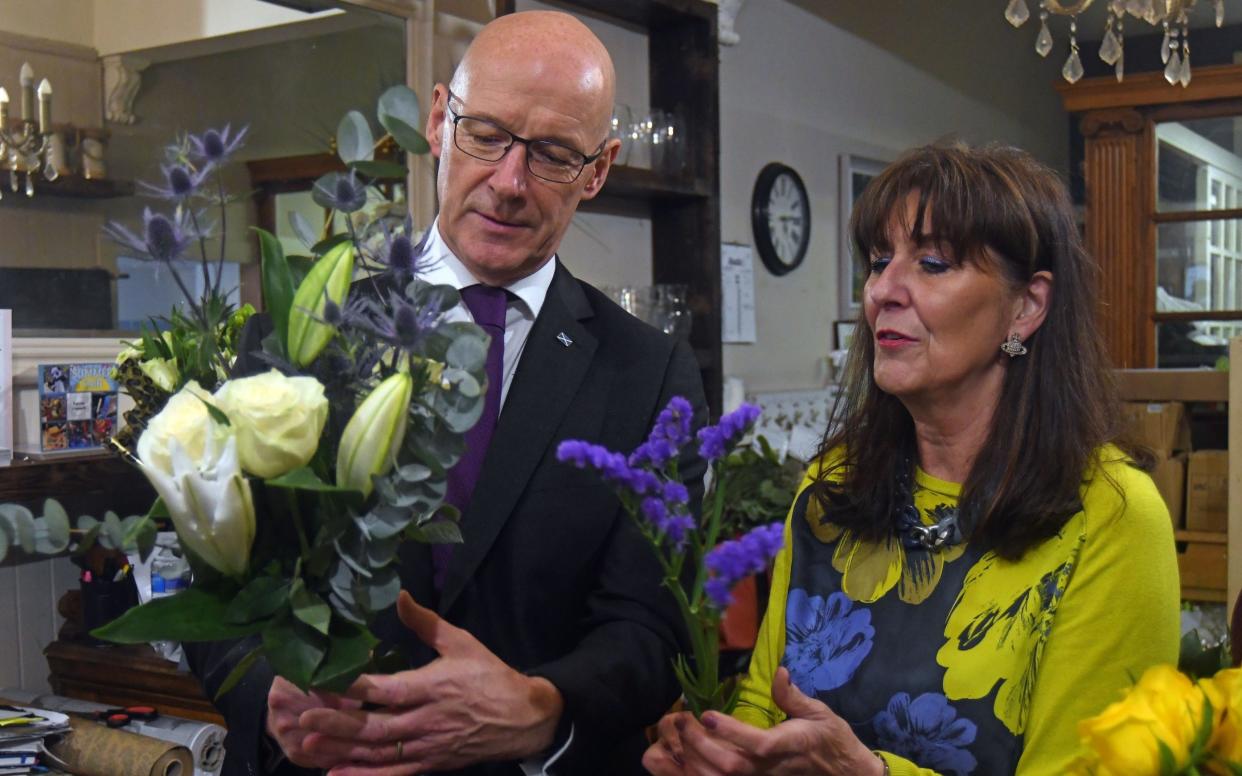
[136,430,256,578]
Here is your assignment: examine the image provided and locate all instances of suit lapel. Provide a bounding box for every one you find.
[438,262,597,613]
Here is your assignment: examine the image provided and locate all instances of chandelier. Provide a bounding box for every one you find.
[0,62,55,198]
[1005,0,1227,85]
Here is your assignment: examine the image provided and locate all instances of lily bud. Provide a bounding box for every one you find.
[336,371,413,497]
[287,241,354,367]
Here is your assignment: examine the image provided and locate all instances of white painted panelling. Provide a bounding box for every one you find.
[0,557,73,692]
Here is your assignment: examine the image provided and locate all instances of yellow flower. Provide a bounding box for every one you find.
[1077,664,1208,775]
[139,357,180,393]
[803,489,965,605]
[213,370,328,479]
[1203,668,1242,767]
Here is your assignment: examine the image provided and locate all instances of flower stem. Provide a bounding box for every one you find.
[213,172,227,299]
[691,466,728,606]
[187,206,212,292]
[287,490,310,557]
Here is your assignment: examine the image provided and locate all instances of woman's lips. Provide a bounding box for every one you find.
[875,329,916,349]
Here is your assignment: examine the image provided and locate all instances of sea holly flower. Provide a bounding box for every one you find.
[313,170,367,213]
[103,207,197,264]
[139,163,209,202]
[188,124,248,166]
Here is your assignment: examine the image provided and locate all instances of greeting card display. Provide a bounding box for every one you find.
[38,363,118,454]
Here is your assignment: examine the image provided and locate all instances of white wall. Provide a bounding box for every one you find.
[0,0,94,47]
[719,1,1069,393]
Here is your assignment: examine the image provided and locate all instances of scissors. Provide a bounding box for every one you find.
[93,705,159,729]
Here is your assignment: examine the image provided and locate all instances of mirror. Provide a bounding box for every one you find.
[0,0,407,336]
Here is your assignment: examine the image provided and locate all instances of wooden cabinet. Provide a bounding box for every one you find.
[497,0,723,413]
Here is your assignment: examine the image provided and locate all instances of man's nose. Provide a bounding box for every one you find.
[488,142,530,198]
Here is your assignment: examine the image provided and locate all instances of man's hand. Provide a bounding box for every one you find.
[298,590,564,775]
[266,676,363,769]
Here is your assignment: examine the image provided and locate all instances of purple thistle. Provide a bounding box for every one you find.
[188,124,248,165]
[103,207,196,264]
[341,290,445,352]
[703,521,784,609]
[313,170,367,213]
[696,402,762,463]
[139,163,209,202]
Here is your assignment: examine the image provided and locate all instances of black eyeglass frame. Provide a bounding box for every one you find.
[444,89,606,184]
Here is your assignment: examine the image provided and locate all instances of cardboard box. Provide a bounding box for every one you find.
[1151,453,1187,530]
[1177,535,1228,598]
[1122,402,1192,458]
[1186,450,1229,533]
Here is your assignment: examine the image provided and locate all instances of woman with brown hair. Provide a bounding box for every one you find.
[644,143,1180,775]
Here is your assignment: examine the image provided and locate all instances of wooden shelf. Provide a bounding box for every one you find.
[599,165,710,201]
[17,176,136,199]
[1115,369,1229,403]
[546,0,716,27]
[0,453,154,518]
[1176,530,1227,544]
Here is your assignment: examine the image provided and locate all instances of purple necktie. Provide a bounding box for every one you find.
[434,284,509,590]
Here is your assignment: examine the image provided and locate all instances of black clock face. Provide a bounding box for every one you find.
[751,162,811,276]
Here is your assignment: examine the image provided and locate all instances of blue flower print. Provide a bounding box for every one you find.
[873,692,978,776]
[781,589,874,696]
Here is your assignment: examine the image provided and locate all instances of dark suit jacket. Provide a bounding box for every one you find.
[186,261,708,775]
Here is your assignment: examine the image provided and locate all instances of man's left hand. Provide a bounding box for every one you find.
[298,590,564,775]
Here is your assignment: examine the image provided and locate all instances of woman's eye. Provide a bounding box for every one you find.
[869,257,891,274]
[919,255,951,273]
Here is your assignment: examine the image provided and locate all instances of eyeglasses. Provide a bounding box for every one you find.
[445,90,604,184]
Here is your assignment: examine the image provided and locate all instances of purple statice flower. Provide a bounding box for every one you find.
[639,494,696,548]
[139,163,209,202]
[313,170,367,213]
[703,521,785,608]
[188,124,247,166]
[557,440,660,496]
[662,481,689,506]
[629,396,695,468]
[103,207,196,263]
[696,402,762,463]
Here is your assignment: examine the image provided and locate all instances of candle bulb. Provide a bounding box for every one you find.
[0,87,8,130]
[37,79,51,135]
[19,63,33,123]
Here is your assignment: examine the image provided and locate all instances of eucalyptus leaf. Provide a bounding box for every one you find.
[445,337,488,372]
[383,116,431,156]
[406,519,463,545]
[288,211,317,250]
[336,111,374,164]
[92,588,263,643]
[377,85,421,135]
[311,619,379,692]
[262,612,328,691]
[353,565,401,613]
[349,160,408,180]
[0,504,36,553]
[396,463,432,482]
[102,511,125,550]
[226,577,290,624]
[291,582,333,636]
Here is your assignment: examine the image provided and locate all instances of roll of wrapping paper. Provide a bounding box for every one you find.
[46,713,194,776]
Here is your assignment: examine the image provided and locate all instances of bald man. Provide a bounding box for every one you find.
[187,10,707,775]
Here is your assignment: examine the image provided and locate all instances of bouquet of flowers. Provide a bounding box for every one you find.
[556,398,785,715]
[1070,662,1242,776]
[0,86,492,693]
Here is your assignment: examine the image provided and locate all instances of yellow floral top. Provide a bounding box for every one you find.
[735,446,1180,776]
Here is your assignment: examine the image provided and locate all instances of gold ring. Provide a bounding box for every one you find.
[395,740,404,759]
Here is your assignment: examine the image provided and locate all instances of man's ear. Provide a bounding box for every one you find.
[425,84,449,162]
[1013,270,1053,340]
[578,138,620,201]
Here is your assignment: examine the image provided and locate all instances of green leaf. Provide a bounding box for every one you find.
[337,111,374,164]
[0,504,36,553]
[288,211,317,250]
[262,611,327,691]
[146,497,170,521]
[405,519,462,545]
[291,582,332,637]
[311,618,379,692]
[102,511,125,550]
[377,85,420,135]
[214,644,264,701]
[384,116,430,156]
[255,227,294,360]
[311,233,351,256]
[92,588,262,643]
[226,577,290,624]
[267,467,360,496]
[349,160,408,180]
[1157,740,1177,776]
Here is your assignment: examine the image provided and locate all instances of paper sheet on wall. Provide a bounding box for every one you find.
[0,310,10,465]
[721,244,756,343]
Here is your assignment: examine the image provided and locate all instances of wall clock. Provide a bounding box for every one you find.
[751,162,811,276]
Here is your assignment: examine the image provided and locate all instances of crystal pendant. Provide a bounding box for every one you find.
[1216,0,1225,26]
[1125,0,1146,17]
[8,170,16,193]
[25,174,33,197]
[1005,0,1030,26]
[43,161,58,181]
[1036,19,1054,57]
[1164,48,1182,84]
[1063,48,1084,83]
[1179,52,1191,86]
[1161,27,1171,63]
[1100,27,1122,64]
[1115,50,1125,82]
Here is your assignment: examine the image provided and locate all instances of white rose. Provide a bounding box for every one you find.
[137,381,221,477]
[214,369,328,478]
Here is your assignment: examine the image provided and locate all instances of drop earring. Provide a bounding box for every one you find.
[1000,333,1028,358]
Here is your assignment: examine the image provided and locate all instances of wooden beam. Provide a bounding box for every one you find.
[1058,63,1242,113]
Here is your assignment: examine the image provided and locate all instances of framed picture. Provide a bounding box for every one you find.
[839,154,889,315]
[833,320,857,351]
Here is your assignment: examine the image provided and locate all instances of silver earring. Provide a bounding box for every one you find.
[1001,333,1028,358]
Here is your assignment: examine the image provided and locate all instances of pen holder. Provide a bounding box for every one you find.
[80,573,139,639]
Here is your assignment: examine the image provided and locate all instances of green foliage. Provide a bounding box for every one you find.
[256,227,294,360]
[1180,628,1232,680]
[718,435,804,536]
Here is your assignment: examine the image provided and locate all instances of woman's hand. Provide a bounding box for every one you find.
[645,668,884,776]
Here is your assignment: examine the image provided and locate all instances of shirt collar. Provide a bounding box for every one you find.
[419,217,555,320]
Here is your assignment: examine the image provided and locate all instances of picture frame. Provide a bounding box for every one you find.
[833,320,857,351]
[839,154,890,315]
